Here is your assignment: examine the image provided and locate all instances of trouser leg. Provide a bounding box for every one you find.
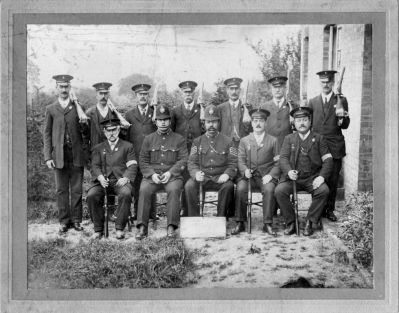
[114,183,133,231]
[301,180,330,224]
[261,179,277,224]
[275,181,295,225]
[325,158,342,213]
[87,185,105,233]
[215,180,234,217]
[185,178,200,216]
[164,179,183,228]
[69,166,84,223]
[54,167,71,225]
[234,179,248,222]
[136,180,159,228]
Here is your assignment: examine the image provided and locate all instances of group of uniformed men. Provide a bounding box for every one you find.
[43,70,350,240]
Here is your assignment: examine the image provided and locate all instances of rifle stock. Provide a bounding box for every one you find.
[292,180,299,236]
[198,144,204,216]
[103,151,109,238]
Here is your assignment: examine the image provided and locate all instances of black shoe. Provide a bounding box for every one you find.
[109,214,117,222]
[167,225,177,237]
[263,223,277,236]
[135,225,148,240]
[231,222,245,235]
[59,223,69,234]
[303,220,313,236]
[325,211,337,222]
[284,223,296,235]
[72,222,83,231]
[91,232,103,240]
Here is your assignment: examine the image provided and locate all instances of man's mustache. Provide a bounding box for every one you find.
[208,127,216,131]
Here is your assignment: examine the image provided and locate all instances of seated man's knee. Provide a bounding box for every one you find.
[185,178,197,190]
[316,183,329,196]
[236,180,248,193]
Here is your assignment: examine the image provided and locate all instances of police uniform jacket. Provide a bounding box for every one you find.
[261,99,297,149]
[86,105,118,149]
[171,101,204,149]
[218,100,253,140]
[43,99,88,169]
[91,139,138,182]
[188,132,238,183]
[307,93,350,159]
[125,105,157,157]
[238,133,280,180]
[279,131,334,183]
[139,129,188,180]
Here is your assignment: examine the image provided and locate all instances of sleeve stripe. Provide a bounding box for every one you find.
[273,155,280,162]
[190,146,198,155]
[126,160,138,167]
[321,153,332,162]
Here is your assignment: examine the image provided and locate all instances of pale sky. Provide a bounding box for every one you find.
[28,24,301,93]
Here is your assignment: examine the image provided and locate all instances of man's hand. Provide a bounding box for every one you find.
[217,174,229,184]
[116,177,129,187]
[98,175,109,188]
[195,171,205,182]
[152,173,162,184]
[46,159,55,169]
[160,171,171,184]
[312,176,325,190]
[244,168,252,179]
[262,174,273,185]
[288,170,298,181]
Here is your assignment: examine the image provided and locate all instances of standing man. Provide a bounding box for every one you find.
[125,83,157,218]
[171,80,204,217]
[231,108,280,235]
[87,118,138,239]
[43,74,88,233]
[275,107,333,236]
[261,75,297,149]
[218,77,252,148]
[185,105,237,217]
[307,70,350,222]
[136,105,188,239]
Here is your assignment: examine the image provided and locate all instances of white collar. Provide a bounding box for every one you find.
[184,101,193,109]
[108,138,119,149]
[229,99,240,107]
[58,97,70,108]
[138,104,148,114]
[253,131,265,144]
[322,91,333,102]
[274,97,285,107]
[298,130,311,141]
[97,103,109,117]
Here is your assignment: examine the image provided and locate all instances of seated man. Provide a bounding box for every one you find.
[275,107,333,236]
[87,118,138,239]
[185,104,237,217]
[231,108,280,236]
[136,105,188,239]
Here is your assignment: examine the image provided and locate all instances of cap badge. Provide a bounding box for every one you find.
[160,107,165,113]
[209,108,214,115]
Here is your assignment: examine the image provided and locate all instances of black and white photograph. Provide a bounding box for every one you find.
[1,1,398,313]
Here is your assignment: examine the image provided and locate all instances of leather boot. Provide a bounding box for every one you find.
[231,221,245,235]
[135,224,148,240]
[263,223,277,236]
[303,220,313,236]
[284,223,296,235]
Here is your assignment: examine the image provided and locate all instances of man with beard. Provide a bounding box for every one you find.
[231,108,280,235]
[171,80,204,217]
[43,74,89,233]
[135,105,188,239]
[218,77,252,148]
[307,70,350,222]
[125,83,157,219]
[87,118,138,239]
[261,75,298,149]
[275,107,333,236]
[185,105,237,217]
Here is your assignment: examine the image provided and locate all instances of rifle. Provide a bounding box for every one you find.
[286,59,295,128]
[198,144,204,217]
[102,150,109,238]
[292,179,300,236]
[241,81,251,123]
[107,99,131,128]
[247,144,252,234]
[198,82,206,120]
[69,89,89,123]
[151,83,159,122]
[334,66,346,118]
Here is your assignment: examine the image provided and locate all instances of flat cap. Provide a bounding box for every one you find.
[267,75,288,87]
[290,106,313,118]
[178,81,198,92]
[316,70,337,80]
[53,74,73,84]
[224,77,243,87]
[100,118,121,130]
[132,83,151,93]
[93,82,112,91]
[249,108,270,119]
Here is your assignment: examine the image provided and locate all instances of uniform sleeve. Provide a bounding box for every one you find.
[318,135,334,180]
[139,136,156,178]
[43,107,53,162]
[237,139,248,176]
[279,135,293,177]
[268,138,281,179]
[340,96,350,129]
[187,138,200,179]
[91,145,103,180]
[168,136,188,177]
[123,143,138,181]
[224,140,238,179]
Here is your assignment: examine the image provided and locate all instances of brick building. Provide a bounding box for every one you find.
[300,24,373,196]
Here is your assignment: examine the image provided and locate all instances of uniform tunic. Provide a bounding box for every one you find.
[275,131,334,225]
[87,139,138,232]
[307,93,350,212]
[235,133,280,223]
[185,133,237,216]
[136,129,188,228]
[43,99,88,225]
